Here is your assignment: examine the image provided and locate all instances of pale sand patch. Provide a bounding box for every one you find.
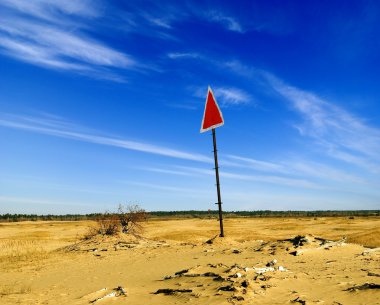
[0,217,379,304]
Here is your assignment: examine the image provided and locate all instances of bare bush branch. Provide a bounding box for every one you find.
[84,204,148,239]
[118,204,148,236]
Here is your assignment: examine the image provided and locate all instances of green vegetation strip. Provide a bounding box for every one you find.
[0,210,379,222]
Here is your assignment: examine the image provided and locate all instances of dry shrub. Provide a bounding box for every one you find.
[83,212,119,239]
[118,204,148,236]
[96,212,120,236]
[84,204,148,239]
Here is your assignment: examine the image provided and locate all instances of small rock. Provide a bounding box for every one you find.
[254,267,275,274]
[266,259,277,267]
[232,295,244,301]
[154,288,192,295]
[212,275,225,282]
[175,269,189,275]
[218,285,236,292]
[292,296,306,304]
[232,249,241,254]
[290,235,311,247]
[254,274,272,281]
[203,272,220,277]
[205,235,218,244]
[345,283,380,291]
[115,286,127,296]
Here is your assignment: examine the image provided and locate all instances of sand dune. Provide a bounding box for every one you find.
[0,217,379,304]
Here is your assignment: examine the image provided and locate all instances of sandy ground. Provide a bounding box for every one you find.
[0,217,379,305]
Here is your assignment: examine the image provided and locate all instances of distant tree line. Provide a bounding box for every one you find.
[149,210,380,218]
[0,210,379,222]
[0,213,102,222]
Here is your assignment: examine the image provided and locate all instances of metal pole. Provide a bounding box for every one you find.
[212,128,224,237]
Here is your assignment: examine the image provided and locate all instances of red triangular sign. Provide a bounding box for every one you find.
[200,86,224,133]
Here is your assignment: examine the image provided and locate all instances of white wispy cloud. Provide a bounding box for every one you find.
[264,73,380,172]
[207,11,244,33]
[227,155,365,184]
[166,103,198,111]
[221,171,320,188]
[151,165,321,189]
[287,160,366,184]
[0,1,135,80]
[223,60,255,77]
[0,36,90,72]
[145,15,173,29]
[214,58,380,173]
[138,167,196,177]
[0,196,92,207]
[227,155,287,173]
[0,113,212,163]
[111,2,185,41]
[216,87,251,106]
[167,52,201,59]
[120,181,210,194]
[0,195,98,214]
[0,0,100,20]
[120,3,245,35]
[193,86,251,106]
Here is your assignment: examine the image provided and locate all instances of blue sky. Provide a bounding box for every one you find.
[0,0,379,214]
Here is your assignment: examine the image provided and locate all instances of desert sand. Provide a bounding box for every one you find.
[1,217,379,305]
